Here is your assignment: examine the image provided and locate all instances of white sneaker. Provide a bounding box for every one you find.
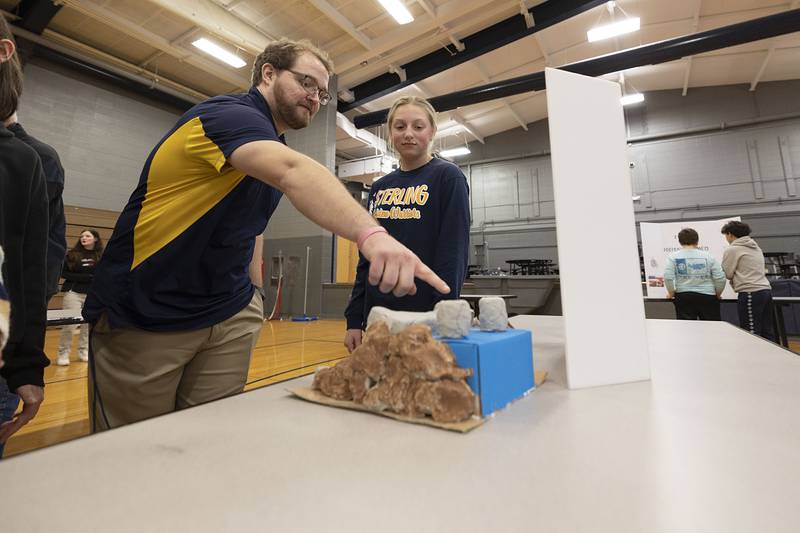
[56,354,70,366]
[78,352,89,362]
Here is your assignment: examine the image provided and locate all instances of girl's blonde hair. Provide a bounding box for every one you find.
[386,96,438,152]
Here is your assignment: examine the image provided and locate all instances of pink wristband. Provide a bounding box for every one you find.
[356,226,387,249]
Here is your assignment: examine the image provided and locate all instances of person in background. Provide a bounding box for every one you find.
[5,111,67,302]
[343,96,470,352]
[56,229,103,366]
[0,16,49,455]
[720,220,775,341]
[663,227,726,320]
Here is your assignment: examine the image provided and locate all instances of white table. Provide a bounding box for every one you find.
[773,296,800,347]
[46,308,85,327]
[2,317,799,532]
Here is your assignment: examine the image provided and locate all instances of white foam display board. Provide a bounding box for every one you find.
[545,67,650,389]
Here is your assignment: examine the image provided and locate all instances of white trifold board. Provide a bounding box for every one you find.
[545,67,650,389]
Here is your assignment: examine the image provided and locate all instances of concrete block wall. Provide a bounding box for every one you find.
[262,77,339,317]
[461,80,800,269]
[18,58,183,211]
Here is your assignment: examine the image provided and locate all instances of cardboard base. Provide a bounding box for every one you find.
[290,370,548,433]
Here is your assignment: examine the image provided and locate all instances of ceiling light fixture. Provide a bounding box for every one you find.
[377,0,414,25]
[440,146,471,157]
[588,17,640,42]
[620,93,644,106]
[192,38,247,68]
[587,2,640,43]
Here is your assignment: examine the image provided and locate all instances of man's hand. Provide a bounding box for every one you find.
[344,329,362,353]
[0,384,44,444]
[667,292,675,299]
[359,232,450,297]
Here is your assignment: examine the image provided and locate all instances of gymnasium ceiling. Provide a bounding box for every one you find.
[2,0,799,163]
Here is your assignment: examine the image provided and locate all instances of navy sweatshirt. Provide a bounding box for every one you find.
[0,125,50,391]
[344,157,470,330]
[8,123,67,299]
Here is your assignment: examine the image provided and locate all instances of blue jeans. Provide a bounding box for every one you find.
[0,377,21,458]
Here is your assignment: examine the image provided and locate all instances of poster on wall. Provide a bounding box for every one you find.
[641,217,740,299]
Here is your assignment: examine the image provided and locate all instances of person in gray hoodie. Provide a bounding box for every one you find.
[720,221,774,341]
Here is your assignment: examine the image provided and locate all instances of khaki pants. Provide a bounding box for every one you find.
[89,292,263,432]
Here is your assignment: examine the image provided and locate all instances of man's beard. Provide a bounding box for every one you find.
[275,83,314,130]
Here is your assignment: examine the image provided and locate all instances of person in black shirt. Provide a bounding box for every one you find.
[5,112,67,301]
[56,229,102,366]
[343,96,470,352]
[0,17,49,453]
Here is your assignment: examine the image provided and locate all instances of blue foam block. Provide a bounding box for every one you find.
[442,329,534,417]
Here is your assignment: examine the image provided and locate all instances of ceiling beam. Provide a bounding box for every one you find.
[413,0,464,51]
[388,63,407,82]
[223,0,247,10]
[415,0,465,52]
[139,26,203,68]
[526,6,551,65]
[415,0,436,18]
[338,1,516,87]
[473,60,528,130]
[11,24,206,106]
[440,26,465,52]
[16,0,62,34]
[355,12,389,31]
[206,0,278,42]
[681,0,702,96]
[339,0,606,111]
[681,57,693,96]
[749,45,776,92]
[450,111,485,144]
[337,0,499,73]
[412,80,486,143]
[354,7,800,128]
[520,1,534,28]
[59,0,249,89]
[145,0,271,55]
[307,0,372,50]
[750,1,799,91]
[501,101,528,131]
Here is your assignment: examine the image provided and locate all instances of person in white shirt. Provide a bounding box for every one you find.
[663,228,726,320]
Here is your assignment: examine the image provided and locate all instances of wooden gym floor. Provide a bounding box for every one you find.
[3,319,349,458]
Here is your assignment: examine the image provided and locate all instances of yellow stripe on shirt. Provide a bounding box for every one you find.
[132,116,245,269]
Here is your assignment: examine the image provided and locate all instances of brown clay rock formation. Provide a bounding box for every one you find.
[412,380,476,423]
[313,321,477,423]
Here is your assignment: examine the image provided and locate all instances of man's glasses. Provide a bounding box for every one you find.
[286,69,331,106]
